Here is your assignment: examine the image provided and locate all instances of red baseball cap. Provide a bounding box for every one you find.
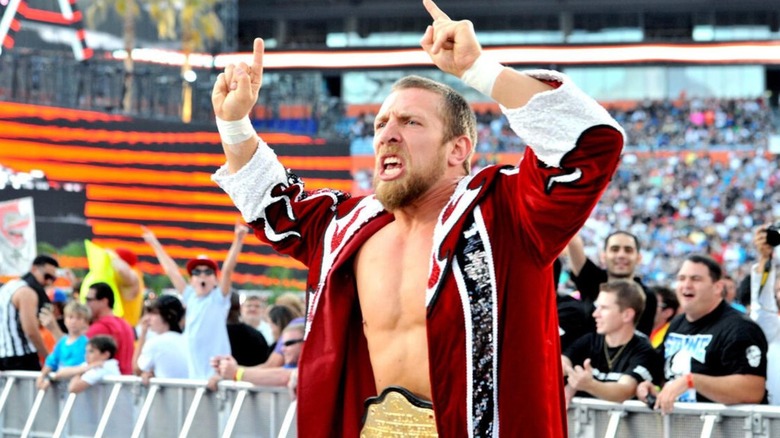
[114,247,138,267]
[185,255,219,275]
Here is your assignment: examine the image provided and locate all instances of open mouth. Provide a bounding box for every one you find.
[379,156,404,180]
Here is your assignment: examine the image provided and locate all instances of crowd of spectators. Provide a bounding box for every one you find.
[1,94,779,425]
[0,231,307,398]
[349,97,780,284]
[557,218,780,406]
[341,95,780,409]
[348,96,778,154]
[613,97,775,150]
[587,150,780,285]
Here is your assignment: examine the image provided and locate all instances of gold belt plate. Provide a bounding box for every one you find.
[361,386,438,437]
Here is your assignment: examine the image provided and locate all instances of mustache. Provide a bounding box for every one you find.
[377,145,406,157]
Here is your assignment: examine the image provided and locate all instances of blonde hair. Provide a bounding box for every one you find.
[282,322,305,336]
[274,292,305,318]
[63,301,91,321]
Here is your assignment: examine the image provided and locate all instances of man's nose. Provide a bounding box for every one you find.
[375,122,401,146]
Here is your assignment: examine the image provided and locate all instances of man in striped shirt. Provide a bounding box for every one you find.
[0,255,58,370]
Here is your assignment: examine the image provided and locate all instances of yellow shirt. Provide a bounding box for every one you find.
[118,267,145,327]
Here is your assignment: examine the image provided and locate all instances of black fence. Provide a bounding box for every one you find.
[0,50,337,131]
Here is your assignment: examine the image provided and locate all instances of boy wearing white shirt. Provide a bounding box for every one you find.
[54,335,120,394]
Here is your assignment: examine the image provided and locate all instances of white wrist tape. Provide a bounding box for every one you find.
[216,116,256,145]
[460,55,504,97]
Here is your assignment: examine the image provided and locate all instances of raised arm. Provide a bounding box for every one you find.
[219,222,250,296]
[212,38,264,174]
[141,226,187,293]
[750,224,780,341]
[563,233,588,277]
[211,39,357,267]
[110,251,140,301]
[420,0,552,108]
[422,0,622,265]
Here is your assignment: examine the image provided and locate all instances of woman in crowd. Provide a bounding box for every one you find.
[133,295,189,382]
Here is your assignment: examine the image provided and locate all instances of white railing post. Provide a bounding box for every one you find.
[699,413,720,438]
[19,389,46,438]
[94,382,124,438]
[131,384,159,438]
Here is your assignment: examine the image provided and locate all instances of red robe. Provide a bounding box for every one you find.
[214,70,624,437]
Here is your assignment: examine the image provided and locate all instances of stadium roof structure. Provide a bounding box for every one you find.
[236,0,780,50]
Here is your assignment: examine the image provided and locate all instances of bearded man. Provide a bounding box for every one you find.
[210,1,624,435]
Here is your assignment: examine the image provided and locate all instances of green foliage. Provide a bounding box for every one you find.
[59,241,87,257]
[143,273,173,295]
[84,0,224,53]
[36,242,58,257]
[37,241,88,282]
[264,266,299,292]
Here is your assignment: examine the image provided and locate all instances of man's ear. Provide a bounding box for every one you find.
[622,308,636,325]
[448,135,472,168]
[713,279,725,297]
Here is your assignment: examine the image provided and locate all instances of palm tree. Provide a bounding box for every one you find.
[85,0,141,114]
[85,0,224,120]
[147,0,224,122]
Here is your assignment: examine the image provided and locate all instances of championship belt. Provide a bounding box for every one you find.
[361,386,438,437]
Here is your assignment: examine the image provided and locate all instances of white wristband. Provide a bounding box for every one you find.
[460,55,504,97]
[216,116,256,145]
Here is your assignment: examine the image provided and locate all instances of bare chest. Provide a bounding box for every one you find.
[354,226,434,329]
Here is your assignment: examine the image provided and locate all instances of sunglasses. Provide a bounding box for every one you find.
[282,338,304,347]
[191,268,215,277]
[43,273,57,282]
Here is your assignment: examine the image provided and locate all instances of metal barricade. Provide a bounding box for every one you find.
[568,398,780,438]
[0,371,295,438]
[13,372,780,438]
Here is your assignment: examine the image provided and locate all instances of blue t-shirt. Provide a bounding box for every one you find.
[183,286,231,379]
[44,335,88,371]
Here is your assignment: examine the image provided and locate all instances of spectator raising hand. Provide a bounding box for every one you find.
[142,222,249,380]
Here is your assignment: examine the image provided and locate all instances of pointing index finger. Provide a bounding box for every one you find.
[252,38,264,72]
[423,0,450,21]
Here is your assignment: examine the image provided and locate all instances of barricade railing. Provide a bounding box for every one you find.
[0,371,296,438]
[568,397,780,438]
[4,370,779,438]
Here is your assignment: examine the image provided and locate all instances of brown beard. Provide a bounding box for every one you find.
[374,145,446,211]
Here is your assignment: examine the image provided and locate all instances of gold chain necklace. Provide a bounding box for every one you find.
[604,341,629,371]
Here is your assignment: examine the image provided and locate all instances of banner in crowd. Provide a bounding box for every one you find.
[0,196,36,276]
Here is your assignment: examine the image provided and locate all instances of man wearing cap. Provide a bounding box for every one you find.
[142,223,249,379]
[111,248,145,327]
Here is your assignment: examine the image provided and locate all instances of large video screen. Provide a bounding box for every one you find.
[0,101,352,288]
